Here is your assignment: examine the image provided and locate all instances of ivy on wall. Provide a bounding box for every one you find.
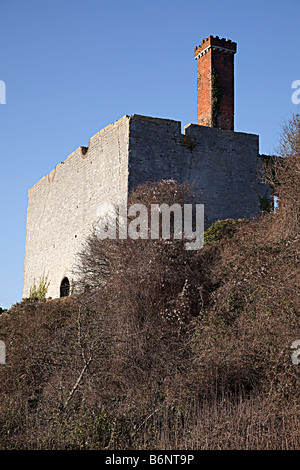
[211,69,222,127]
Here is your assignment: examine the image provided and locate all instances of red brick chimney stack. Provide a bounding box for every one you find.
[194,36,237,131]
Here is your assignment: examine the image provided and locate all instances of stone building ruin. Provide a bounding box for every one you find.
[23,35,271,299]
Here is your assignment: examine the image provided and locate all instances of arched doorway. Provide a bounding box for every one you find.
[60,277,70,297]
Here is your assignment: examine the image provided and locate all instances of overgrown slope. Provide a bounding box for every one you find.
[0,116,299,450]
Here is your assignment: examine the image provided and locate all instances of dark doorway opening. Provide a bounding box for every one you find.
[60,277,70,297]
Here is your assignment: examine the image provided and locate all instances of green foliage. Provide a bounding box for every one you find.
[211,69,222,127]
[204,218,244,245]
[29,274,50,300]
[258,191,273,213]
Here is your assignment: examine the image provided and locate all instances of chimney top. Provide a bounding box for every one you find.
[194,35,237,60]
[195,35,237,131]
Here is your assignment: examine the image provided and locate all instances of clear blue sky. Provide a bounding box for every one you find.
[0,0,299,309]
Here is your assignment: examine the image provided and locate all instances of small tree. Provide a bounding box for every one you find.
[29,274,50,300]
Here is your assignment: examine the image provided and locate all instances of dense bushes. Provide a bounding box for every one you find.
[265,113,300,239]
[0,116,299,449]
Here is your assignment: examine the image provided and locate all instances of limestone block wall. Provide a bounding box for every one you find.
[128,114,270,226]
[23,115,130,299]
[23,113,271,300]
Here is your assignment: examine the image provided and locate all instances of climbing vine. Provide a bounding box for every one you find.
[211,69,222,127]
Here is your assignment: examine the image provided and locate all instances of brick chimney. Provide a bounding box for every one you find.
[194,36,237,131]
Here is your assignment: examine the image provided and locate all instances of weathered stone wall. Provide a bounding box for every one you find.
[23,113,270,299]
[128,114,269,226]
[23,115,130,299]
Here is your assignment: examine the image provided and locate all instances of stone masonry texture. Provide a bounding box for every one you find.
[23,113,271,299]
[23,116,130,299]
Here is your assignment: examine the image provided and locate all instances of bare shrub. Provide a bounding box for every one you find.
[265,113,300,239]
[73,181,204,414]
[73,180,196,292]
[189,215,300,401]
[0,168,299,449]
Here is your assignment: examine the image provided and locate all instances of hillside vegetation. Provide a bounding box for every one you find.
[0,115,299,450]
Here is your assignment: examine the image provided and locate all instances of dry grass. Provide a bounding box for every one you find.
[0,115,299,449]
